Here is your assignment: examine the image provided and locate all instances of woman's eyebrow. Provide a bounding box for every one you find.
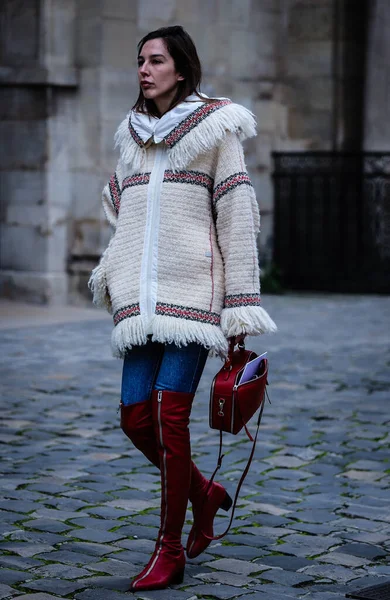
[138,53,166,60]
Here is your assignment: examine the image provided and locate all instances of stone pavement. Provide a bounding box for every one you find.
[0,294,389,600]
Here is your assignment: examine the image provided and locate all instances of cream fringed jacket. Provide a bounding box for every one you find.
[89,96,277,359]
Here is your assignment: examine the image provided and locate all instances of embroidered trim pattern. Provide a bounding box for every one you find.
[128,116,144,148]
[164,170,213,192]
[114,303,141,326]
[109,173,121,215]
[156,302,220,325]
[122,170,213,193]
[122,173,151,191]
[224,293,261,308]
[213,172,253,206]
[164,100,232,148]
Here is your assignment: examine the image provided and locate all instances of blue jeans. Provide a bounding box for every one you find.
[121,337,210,405]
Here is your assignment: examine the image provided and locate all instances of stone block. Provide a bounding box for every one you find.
[101,68,138,120]
[6,205,47,228]
[203,557,263,575]
[101,119,122,167]
[216,0,252,28]
[195,24,232,78]
[255,100,277,133]
[71,172,104,220]
[47,221,68,272]
[230,81,256,111]
[0,224,47,271]
[230,30,277,79]
[251,172,273,213]
[69,68,101,170]
[71,220,101,257]
[0,121,47,170]
[102,19,138,68]
[255,133,274,171]
[289,1,333,42]
[0,271,68,304]
[0,172,45,210]
[76,17,103,68]
[176,0,213,23]
[286,41,333,77]
[12,594,69,600]
[0,87,48,121]
[288,108,333,146]
[0,583,17,599]
[45,0,76,67]
[259,212,273,262]
[103,0,137,19]
[283,77,334,112]
[77,0,104,19]
[137,0,176,31]
[20,579,86,596]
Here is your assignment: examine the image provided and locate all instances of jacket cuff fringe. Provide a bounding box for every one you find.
[88,263,112,313]
[221,305,277,338]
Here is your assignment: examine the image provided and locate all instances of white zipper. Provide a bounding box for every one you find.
[139,144,168,329]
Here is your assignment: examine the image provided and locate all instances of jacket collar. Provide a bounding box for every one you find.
[130,94,209,146]
[114,95,256,172]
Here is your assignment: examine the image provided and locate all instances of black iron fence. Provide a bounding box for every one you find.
[272,152,390,293]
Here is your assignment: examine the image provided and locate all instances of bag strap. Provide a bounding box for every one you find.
[200,387,269,541]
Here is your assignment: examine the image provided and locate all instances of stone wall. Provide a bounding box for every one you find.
[1,0,379,304]
[0,0,77,303]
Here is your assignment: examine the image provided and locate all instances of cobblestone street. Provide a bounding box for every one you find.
[1,294,389,600]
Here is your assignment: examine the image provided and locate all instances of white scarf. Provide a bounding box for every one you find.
[130,94,213,144]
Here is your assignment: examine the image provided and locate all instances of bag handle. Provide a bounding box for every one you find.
[200,387,269,541]
[223,338,245,371]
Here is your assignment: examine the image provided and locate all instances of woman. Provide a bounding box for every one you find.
[89,25,276,591]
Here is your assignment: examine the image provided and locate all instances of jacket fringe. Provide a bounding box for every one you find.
[221,306,277,339]
[88,263,112,313]
[168,103,257,171]
[114,115,145,173]
[111,314,229,359]
[111,315,149,358]
[114,103,256,172]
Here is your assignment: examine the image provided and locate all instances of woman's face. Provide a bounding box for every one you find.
[137,38,184,114]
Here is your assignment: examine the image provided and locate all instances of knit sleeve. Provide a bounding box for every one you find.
[102,160,124,229]
[213,132,277,338]
[88,161,123,312]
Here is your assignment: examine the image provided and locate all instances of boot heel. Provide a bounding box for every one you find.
[221,491,233,512]
[172,568,185,584]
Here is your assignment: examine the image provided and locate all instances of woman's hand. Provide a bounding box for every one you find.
[229,333,247,347]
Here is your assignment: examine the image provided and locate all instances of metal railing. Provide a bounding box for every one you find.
[272,152,390,293]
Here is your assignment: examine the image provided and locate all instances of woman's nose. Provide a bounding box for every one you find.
[139,63,149,76]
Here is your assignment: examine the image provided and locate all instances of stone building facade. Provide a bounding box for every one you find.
[0,0,387,304]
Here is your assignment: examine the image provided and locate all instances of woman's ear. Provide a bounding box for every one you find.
[177,74,185,81]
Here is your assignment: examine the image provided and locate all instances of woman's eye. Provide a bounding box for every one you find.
[152,60,162,64]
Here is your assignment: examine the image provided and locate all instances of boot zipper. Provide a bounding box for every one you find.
[134,390,166,585]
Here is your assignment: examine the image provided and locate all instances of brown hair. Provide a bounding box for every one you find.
[132,25,214,117]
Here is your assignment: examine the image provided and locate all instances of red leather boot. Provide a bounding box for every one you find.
[129,389,193,591]
[121,399,232,561]
[186,479,232,558]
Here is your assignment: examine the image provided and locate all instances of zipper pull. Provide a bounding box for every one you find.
[157,391,162,403]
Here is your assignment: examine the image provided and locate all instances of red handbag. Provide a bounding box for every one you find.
[204,338,269,540]
[210,339,268,438]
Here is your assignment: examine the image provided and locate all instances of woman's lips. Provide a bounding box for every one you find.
[141,82,153,88]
